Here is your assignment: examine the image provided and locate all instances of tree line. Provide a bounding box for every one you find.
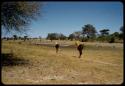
[3,24,123,43]
[2,35,29,41]
[46,24,123,43]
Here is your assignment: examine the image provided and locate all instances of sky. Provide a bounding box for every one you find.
[2,1,123,38]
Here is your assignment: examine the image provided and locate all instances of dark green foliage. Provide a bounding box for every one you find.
[120,26,123,33]
[119,26,124,39]
[68,34,75,41]
[46,33,67,40]
[108,36,115,43]
[81,37,88,42]
[60,34,67,40]
[99,29,110,36]
[1,2,41,32]
[24,36,28,41]
[13,35,17,40]
[82,24,97,38]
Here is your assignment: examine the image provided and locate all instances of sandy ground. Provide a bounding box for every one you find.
[1,40,123,85]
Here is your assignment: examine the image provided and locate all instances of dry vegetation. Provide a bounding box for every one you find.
[1,40,123,85]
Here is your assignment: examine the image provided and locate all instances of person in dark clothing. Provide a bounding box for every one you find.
[55,42,60,53]
[77,44,84,58]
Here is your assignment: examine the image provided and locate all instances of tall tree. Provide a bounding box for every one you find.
[1,2,42,32]
[82,24,97,38]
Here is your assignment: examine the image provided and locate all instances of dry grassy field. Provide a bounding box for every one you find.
[1,40,123,85]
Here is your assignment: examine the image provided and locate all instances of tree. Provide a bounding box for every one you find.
[24,36,28,41]
[119,26,123,39]
[1,2,42,32]
[59,34,67,40]
[13,35,17,40]
[68,33,75,41]
[99,29,110,36]
[111,32,119,38]
[39,36,42,42]
[120,26,124,34]
[108,36,115,43]
[18,36,22,40]
[82,24,97,38]
[46,33,59,41]
[68,31,83,41]
[73,31,83,40]
[47,33,67,41]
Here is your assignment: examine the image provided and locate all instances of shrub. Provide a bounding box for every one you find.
[108,36,115,43]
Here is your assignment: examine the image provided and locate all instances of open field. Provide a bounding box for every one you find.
[1,40,123,84]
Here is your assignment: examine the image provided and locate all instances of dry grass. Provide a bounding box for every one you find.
[1,40,123,85]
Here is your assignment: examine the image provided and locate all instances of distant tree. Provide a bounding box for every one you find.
[1,2,42,32]
[111,32,119,39]
[24,36,28,41]
[13,35,18,40]
[74,31,83,40]
[82,24,97,38]
[47,33,67,41]
[59,34,67,40]
[119,26,123,39]
[108,36,115,43]
[68,31,83,41]
[46,33,59,41]
[18,36,22,40]
[39,36,42,42]
[120,26,124,34]
[81,37,89,42]
[119,34,123,40]
[68,33,75,41]
[99,29,110,36]
[97,29,110,42]
[46,33,51,40]
[2,37,7,40]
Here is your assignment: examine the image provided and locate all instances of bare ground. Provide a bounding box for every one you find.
[1,40,123,85]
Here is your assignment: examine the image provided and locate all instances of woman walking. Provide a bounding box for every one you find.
[75,41,84,58]
[55,42,60,53]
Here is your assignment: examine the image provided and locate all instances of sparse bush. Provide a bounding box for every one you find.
[82,37,88,42]
[108,36,115,43]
